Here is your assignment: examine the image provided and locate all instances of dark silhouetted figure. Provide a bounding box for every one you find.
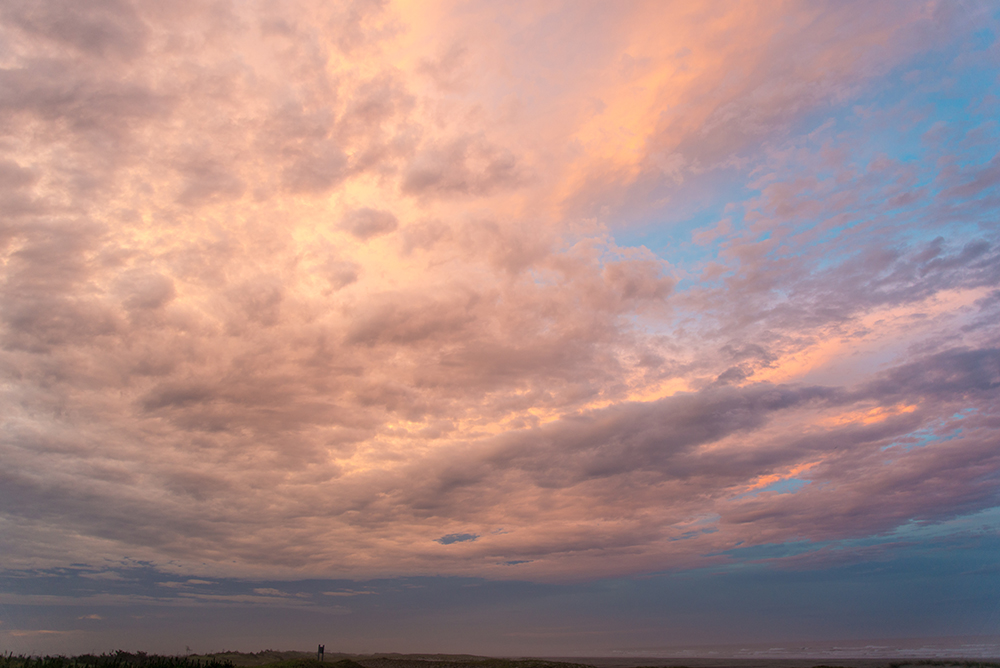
[318,645,325,662]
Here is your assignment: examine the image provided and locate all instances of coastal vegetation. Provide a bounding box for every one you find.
[3,652,999,668]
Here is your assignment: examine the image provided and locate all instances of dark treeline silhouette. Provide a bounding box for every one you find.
[0,652,236,668]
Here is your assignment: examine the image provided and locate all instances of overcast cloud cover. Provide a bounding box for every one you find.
[1,0,1000,656]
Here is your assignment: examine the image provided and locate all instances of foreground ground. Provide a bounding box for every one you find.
[191,650,1000,668]
[3,651,999,668]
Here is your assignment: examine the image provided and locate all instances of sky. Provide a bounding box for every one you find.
[1,0,1000,657]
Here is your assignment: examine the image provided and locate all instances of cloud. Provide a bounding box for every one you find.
[1,0,149,60]
[435,533,479,545]
[402,135,524,197]
[341,208,400,240]
[0,0,996,592]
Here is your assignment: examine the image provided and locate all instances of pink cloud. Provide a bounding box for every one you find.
[0,0,996,588]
